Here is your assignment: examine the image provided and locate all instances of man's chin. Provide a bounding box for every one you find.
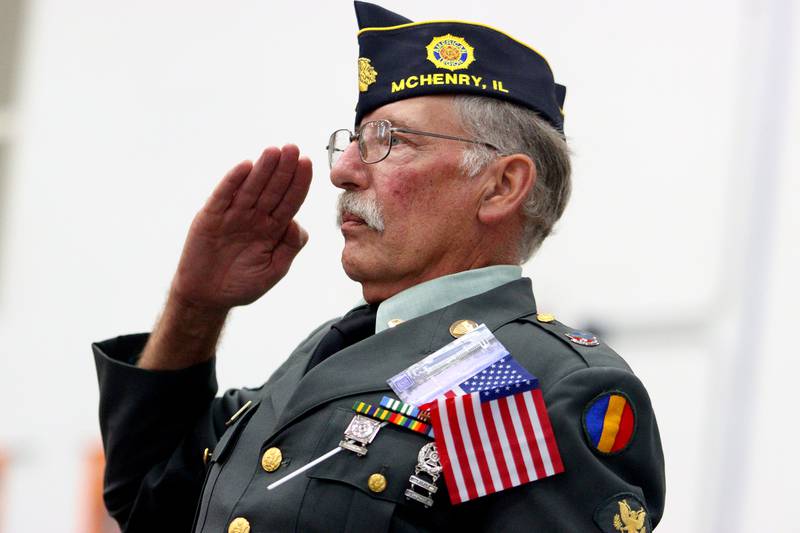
[340,246,375,283]
[341,259,389,304]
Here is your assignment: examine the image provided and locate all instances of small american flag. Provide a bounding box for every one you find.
[429,356,564,504]
[452,355,539,400]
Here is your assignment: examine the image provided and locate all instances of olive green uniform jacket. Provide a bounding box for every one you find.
[94,278,665,532]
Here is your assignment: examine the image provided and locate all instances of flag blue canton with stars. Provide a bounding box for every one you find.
[457,355,539,402]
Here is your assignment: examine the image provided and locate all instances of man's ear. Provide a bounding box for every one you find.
[477,154,536,225]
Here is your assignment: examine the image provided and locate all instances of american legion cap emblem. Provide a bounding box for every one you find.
[425,34,475,71]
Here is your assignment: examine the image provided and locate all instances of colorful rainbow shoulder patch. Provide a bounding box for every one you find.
[583,392,636,454]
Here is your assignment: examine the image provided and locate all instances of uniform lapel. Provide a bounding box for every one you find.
[268,278,537,439]
[266,322,334,419]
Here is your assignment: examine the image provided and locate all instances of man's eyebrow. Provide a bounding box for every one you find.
[388,119,414,129]
[363,117,414,129]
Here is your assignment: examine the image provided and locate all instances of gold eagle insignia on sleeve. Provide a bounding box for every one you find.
[613,499,647,533]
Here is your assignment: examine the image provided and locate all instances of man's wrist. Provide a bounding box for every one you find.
[137,293,230,370]
[164,291,231,330]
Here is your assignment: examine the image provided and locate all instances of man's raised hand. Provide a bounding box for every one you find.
[170,144,313,312]
[137,145,312,370]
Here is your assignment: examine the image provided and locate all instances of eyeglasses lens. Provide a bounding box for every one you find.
[328,129,352,168]
[360,120,391,164]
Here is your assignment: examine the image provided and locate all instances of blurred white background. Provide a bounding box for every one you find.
[0,0,797,531]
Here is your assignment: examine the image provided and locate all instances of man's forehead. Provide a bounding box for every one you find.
[359,95,458,129]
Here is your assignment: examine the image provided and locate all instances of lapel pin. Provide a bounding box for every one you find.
[565,331,600,347]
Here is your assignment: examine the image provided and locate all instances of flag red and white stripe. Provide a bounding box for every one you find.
[429,388,564,504]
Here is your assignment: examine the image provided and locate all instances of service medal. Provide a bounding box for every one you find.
[339,414,382,456]
[404,442,442,508]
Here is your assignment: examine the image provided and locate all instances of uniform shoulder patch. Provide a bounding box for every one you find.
[583,391,636,455]
[593,493,651,533]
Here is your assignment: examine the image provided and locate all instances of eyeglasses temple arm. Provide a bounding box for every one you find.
[392,127,498,151]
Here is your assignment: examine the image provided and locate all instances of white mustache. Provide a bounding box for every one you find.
[336,191,385,232]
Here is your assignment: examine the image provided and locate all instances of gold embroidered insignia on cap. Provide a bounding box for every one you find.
[426,34,475,71]
[449,319,479,338]
[613,499,647,533]
[359,57,378,92]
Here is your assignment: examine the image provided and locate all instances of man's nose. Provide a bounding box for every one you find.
[330,141,369,191]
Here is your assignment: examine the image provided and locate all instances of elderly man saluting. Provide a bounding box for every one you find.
[94,3,665,532]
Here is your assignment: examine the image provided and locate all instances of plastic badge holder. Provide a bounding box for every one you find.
[387,324,509,406]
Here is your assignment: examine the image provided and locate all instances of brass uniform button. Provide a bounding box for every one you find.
[536,313,556,323]
[261,447,282,472]
[368,473,387,493]
[387,318,404,328]
[228,517,250,533]
[449,319,479,338]
[203,447,212,465]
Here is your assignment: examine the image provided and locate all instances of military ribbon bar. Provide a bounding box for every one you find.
[353,401,433,437]
[380,396,430,422]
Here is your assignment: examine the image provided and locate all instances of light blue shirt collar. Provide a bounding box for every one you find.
[369,265,522,334]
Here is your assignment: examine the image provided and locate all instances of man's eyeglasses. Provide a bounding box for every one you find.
[326,119,498,169]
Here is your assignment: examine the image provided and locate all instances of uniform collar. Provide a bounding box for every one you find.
[371,265,522,334]
[265,276,537,436]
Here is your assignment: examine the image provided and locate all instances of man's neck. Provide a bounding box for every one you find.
[357,227,521,303]
[370,265,523,334]
[360,258,516,303]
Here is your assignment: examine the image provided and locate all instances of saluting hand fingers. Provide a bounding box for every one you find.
[267,154,312,230]
[204,160,253,214]
[230,146,282,210]
[255,144,301,215]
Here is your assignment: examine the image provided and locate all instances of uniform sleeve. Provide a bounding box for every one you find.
[478,365,665,531]
[93,334,250,532]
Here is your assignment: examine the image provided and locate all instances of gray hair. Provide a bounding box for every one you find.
[452,95,572,263]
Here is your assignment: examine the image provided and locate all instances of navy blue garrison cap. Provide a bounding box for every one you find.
[354,1,566,132]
